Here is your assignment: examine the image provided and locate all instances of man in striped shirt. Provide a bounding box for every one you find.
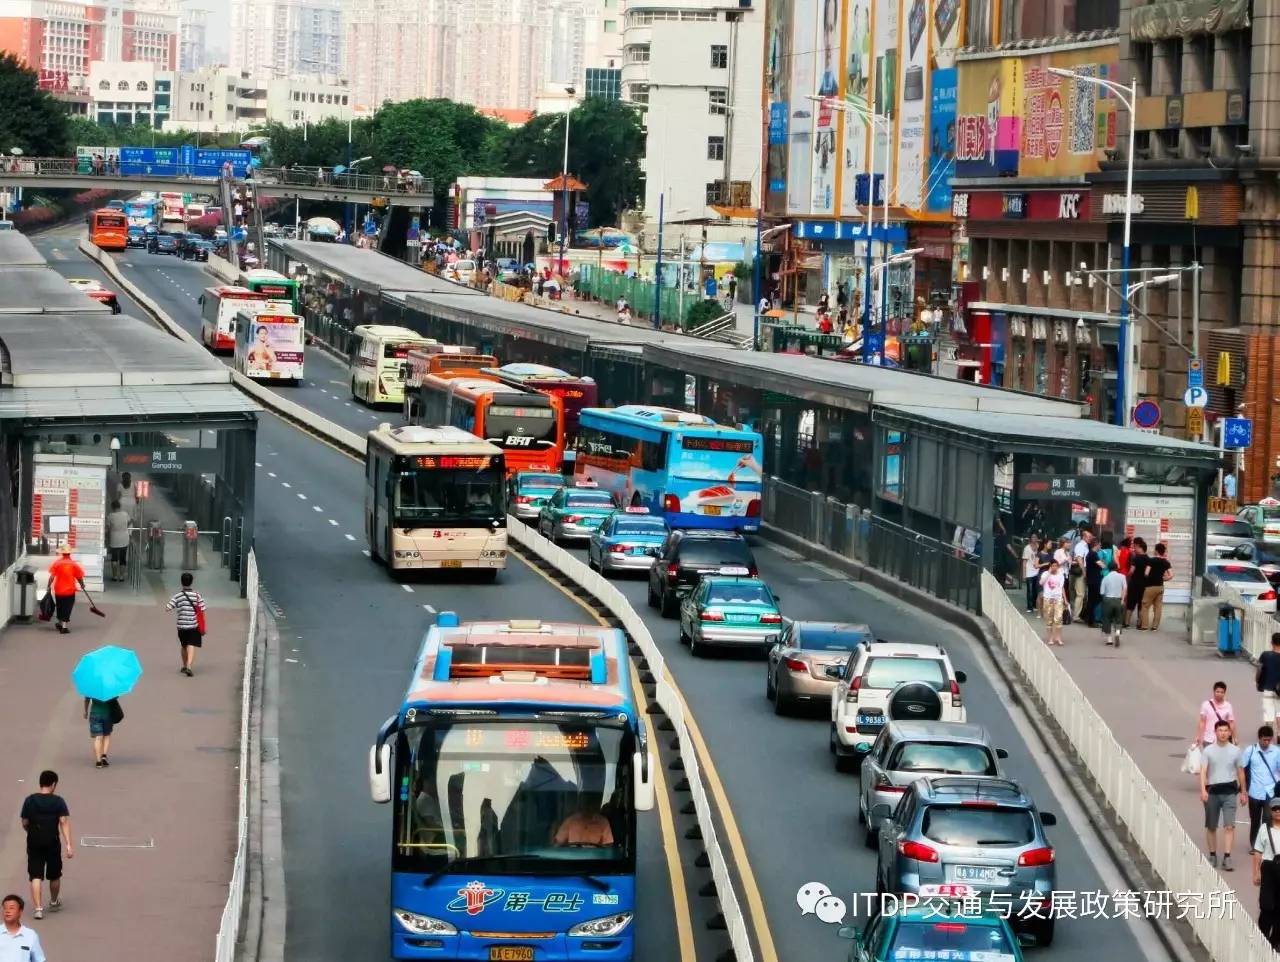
[165,572,207,677]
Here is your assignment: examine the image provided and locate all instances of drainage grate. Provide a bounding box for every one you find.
[80,836,154,848]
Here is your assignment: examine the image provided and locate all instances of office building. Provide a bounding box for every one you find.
[168,64,349,132]
[178,4,206,71]
[88,57,171,125]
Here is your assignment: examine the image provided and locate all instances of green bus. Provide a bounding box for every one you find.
[241,269,301,313]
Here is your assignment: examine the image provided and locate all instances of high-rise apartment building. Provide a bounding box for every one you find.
[178,4,205,71]
[0,0,178,83]
[229,0,342,80]
[345,0,454,107]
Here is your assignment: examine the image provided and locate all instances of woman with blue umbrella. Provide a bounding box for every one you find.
[72,646,142,768]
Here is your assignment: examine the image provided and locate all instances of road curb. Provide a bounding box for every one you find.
[756,523,1202,962]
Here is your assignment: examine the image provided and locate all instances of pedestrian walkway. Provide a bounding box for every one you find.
[1011,592,1262,908]
[0,562,247,960]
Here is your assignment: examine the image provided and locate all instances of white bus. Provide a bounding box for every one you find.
[350,325,436,406]
[198,285,291,353]
[235,308,304,383]
[364,423,506,579]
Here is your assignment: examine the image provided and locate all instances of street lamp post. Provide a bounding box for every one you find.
[558,86,576,276]
[1049,67,1136,426]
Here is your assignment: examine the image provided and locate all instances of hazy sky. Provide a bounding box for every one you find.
[188,0,228,60]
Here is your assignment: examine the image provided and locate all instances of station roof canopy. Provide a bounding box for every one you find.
[876,404,1222,466]
[641,343,1086,417]
[275,240,486,299]
[0,268,112,314]
[0,231,46,268]
[0,383,259,426]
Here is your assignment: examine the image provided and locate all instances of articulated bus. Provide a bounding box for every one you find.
[242,268,302,313]
[235,308,304,382]
[403,345,499,421]
[482,363,597,470]
[413,373,565,474]
[368,613,655,961]
[87,209,129,251]
[199,285,292,353]
[575,405,764,531]
[364,424,507,577]
[351,325,438,406]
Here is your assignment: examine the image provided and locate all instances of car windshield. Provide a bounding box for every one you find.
[1209,520,1253,538]
[679,540,753,566]
[892,742,997,775]
[566,492,614,508]
[705,583,774,606]
[863,656,947,691]
[394,467,503,524]
[520,474,563,489]
[921,806,1035,846]
[890,920,1016,959]
[1211,564,1269,584]
[614,519,665,536]
[796,626,871,651]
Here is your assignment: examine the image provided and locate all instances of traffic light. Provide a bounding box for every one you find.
[547,222,556,243]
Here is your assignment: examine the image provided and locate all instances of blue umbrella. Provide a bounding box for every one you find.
[72,646,143,702]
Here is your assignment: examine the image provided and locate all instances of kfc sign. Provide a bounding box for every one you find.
[1058,193,1081,219]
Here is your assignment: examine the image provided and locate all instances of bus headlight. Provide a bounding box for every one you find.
[568,912,633,937]
[393,909,457,935]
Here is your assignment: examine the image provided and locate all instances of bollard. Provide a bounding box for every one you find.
[182,520,199,571]
[146,520,165,569]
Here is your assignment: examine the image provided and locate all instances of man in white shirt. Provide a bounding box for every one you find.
[0,894,46,962]
[1099,561,1128,646]
[1070,530,1092,619]
[1253,796,1280,948]
[1021,536,1042,613]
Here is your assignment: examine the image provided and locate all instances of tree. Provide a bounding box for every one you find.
[500,98,644,228]
[0,54,70,156]
[64,117,211,149]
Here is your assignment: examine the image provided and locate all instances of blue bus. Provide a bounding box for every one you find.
[123,199,159,228]
[573,405,764,532]
[369,613,656,961]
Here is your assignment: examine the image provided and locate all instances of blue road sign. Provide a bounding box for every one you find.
[1132,399,1162,429]
[1188,358,1204,390]
[1223,417,1253,449]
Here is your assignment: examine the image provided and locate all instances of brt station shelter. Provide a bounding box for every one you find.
[0,238,259,611]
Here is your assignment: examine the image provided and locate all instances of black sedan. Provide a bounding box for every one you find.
[178,235,211,261]
[148,232,179,255]
[126,226,147,248]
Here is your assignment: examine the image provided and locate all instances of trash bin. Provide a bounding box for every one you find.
[13,566,36,621]
[1218,603,1242,656]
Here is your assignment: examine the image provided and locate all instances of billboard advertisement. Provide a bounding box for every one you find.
[894,0,931,211]
[871,0,898,182]
[839,0,872,217]
[954,44,1116,180]
[810,0,842,215]
[927,67,957,213]
[765,0,792,211]
[785,0,817,215]
[238,313,304,381]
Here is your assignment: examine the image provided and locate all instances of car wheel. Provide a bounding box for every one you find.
[659,588,677,618]
[829,723,837,754]
[874,871,885,900]
[678,620,690,646]
[863,823,878,849]
[857,802,865,825]
[688,630,704,658]
[587,550,598,571]
[773,689,790,716]
[1031,916,1055,947]
[647,582,658,609]
[765,668,776,701]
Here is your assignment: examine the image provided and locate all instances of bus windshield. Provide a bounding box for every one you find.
[393,466,503,524]
[395,720,634,875]
[486,404,557,447]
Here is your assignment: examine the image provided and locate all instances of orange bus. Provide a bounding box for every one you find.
[88,208,129,251]
[411,372,565,474]
[403,345,499,420]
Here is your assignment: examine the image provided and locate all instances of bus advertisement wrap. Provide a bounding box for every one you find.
[240,314,304,381]
[671,436,763,520]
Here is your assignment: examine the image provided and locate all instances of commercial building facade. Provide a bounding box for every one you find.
[167,65,350,133]
[87,57,171,126]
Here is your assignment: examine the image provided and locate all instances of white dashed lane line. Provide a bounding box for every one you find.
[401,584,414,593]
[281,482,291,488]
[267,472,277,478]
[423,604,436,614]
[361,549,371,557]
[312,505,323,512]
[297,492,307,500]
[344,534,356,541]
[327,519,339,526]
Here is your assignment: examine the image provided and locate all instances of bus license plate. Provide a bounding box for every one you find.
[702,505,722,516]
[489,949,534,961]
[440,560,463,569]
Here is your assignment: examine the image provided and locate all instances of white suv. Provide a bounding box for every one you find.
[828,640,968,772]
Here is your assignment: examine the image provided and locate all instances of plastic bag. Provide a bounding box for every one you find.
[1182,743,1203,775]
[37,591,54,622]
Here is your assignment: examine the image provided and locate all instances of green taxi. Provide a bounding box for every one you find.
[840,886,1027,962]
[678,574,782,657]
[506,471,565,522]
[535,482,618,543]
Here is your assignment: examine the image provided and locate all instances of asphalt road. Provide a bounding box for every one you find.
[64,231,1172,962]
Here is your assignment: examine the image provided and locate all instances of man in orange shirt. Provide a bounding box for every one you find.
[47,545,86,635]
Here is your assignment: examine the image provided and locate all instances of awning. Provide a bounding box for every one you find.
[0,383,259,425]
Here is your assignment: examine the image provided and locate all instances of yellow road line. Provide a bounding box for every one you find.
[518,552,696,962]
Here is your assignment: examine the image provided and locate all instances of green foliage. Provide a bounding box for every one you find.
[732,261,752,281]
[685,298,728,328]
[0,54,71,156]
[64,117,220,148]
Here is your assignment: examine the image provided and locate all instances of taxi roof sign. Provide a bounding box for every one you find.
[624,506,650,513]
[1261,498,1280,506]
[574,479,599,488]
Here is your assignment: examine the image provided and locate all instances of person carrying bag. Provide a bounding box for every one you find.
[165,572,207,677]
[1254,798,1280,948]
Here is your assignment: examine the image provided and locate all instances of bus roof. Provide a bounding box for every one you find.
[424,374,548,402]
[402,617,637,717]
[355,324,435,342]
[368,423,503,456]
[486,362,595,384]
[243,269,289,282]
[203,285,254,297]
[581,405,750,434]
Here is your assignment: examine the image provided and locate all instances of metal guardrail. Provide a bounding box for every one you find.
[214,549,258,962]
[981,570,1276,962]
[1203,578,1276,657]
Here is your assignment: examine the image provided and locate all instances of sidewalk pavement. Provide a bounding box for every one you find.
[1011,591,1263,909]
[0,563,247,960]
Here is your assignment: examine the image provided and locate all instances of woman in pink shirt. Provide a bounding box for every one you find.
[1195,681,1237,746]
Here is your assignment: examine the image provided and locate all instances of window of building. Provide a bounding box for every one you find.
[709,88,727,113]
[710,44,728,69]
[706,181,723,205]
[98,79,110,90]
[604,19,616,32]
[136,80,147,91]
[117,80,129,89]
[625,44,650,64]
[629,83,650,105]
[707,136,725,160]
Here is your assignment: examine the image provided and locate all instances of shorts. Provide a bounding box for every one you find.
[27,843,62,881]
[1043,598,1064,628]
[1204,789,1238,829]
[109,546,128,565]
[1265,691,1278,725]
[1100,597,1125,634]
[178,627,203,649]
[54,593,75,623]
[88,714,113,737]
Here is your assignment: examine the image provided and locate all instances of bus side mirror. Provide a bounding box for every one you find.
[633,750,656,812]
[369,743,392,803]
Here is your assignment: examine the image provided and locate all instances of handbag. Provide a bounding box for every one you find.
[107,698,124,725]
[1182,743,1203,775]
[184,590,207,636]
[37,591,54,622]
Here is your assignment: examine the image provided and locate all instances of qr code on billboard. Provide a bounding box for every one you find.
[1069,66,1097,154]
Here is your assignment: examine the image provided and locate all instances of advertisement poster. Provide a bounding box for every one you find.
[786,0,817,216]
[927,67,957,213]
[670,443,762,520]
[1125,494,1194,604]
[810,0,842,215]
[243,315,304,380]
[765,0,792,210]
[871,0,899,180]
[839,0,872,217]
[955,57,1021,178]
[1019,49,1117,178]
[895,0,931,211]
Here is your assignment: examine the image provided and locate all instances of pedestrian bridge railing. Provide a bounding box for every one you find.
[981,570,1276,962]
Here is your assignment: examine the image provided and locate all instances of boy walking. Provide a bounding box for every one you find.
[19,771,72,919]
[165,572,207,676]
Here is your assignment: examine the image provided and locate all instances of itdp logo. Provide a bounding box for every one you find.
[796,882,847,924]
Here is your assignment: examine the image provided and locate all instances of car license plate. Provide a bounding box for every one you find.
[440,560,462,569]
[856,713,882,727]
[953,866,1000,883]
[727,613,756,623]
[489,948,534,961]
[703,505,722,516]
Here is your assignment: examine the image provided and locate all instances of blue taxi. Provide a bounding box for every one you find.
[840,885,1027,962]
[587,507,668,575]
[678,575,782,657]
[536,481,618,543]
[506,470,565,521]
